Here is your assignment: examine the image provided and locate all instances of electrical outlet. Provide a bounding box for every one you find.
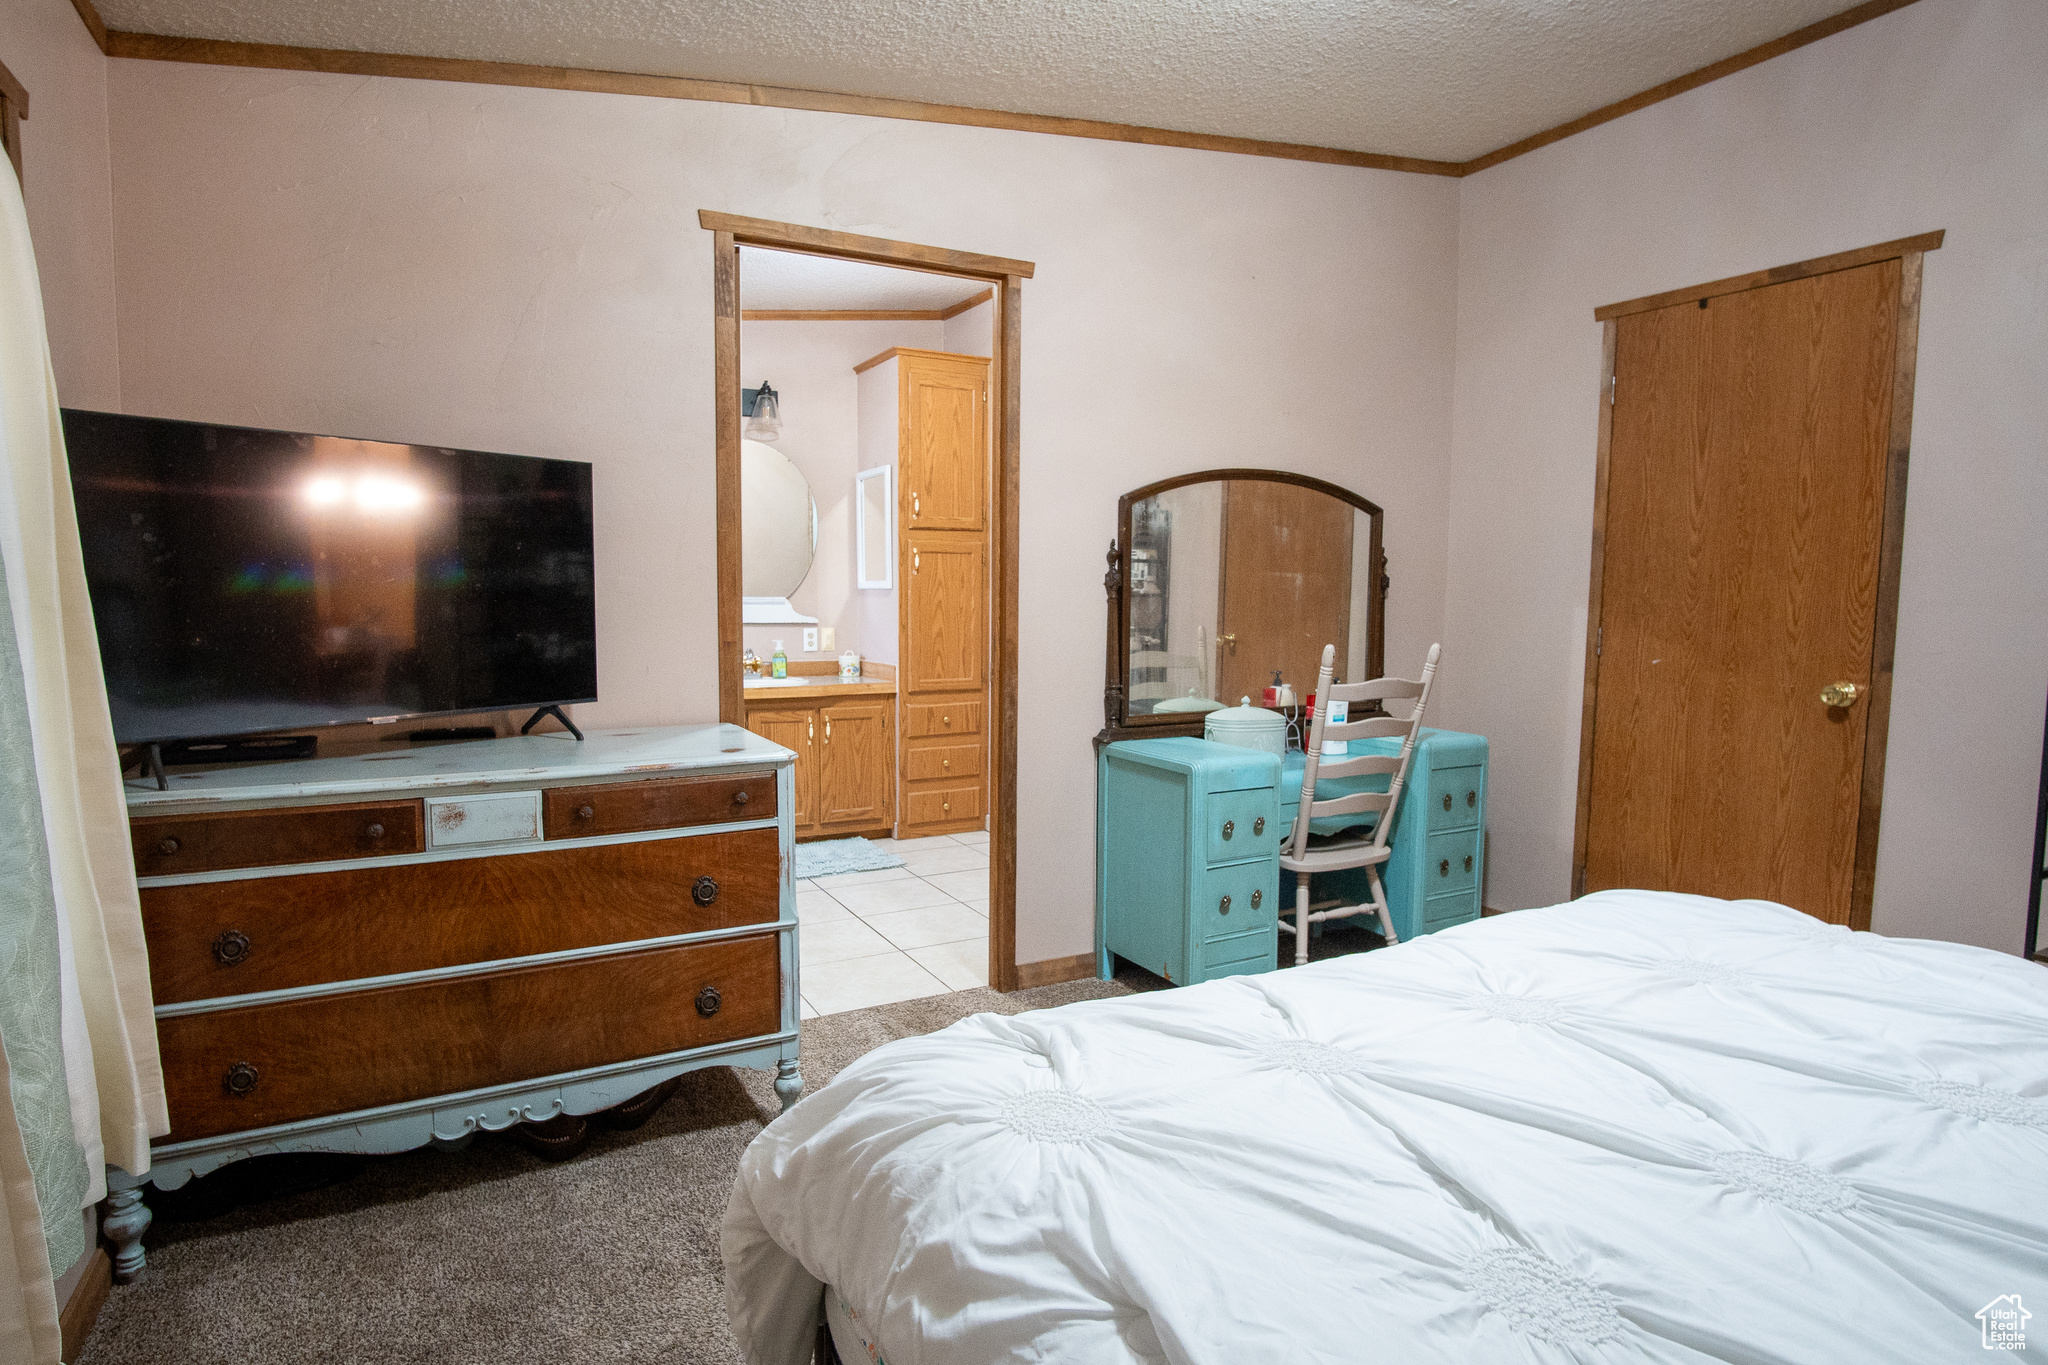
[802,627,818,652]
[820,626,836,650]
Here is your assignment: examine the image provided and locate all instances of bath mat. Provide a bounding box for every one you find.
[795,838,906,880]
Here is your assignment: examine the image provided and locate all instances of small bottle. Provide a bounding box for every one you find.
[771,641,788,679]
[839,649,860,681]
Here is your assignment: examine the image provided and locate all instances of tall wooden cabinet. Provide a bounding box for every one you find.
[857,346,992,838]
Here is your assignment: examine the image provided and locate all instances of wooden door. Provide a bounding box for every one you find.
[900,355,987,531]
[1216,480,1354,704]
[745,707,817,836]
[1583,260,1900,924]
[818,699,894,829]
[903,533,986,693]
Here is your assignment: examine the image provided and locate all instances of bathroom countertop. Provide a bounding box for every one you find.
[742,674,897,703]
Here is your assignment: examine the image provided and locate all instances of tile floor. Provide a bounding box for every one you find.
[797,831,991,1017]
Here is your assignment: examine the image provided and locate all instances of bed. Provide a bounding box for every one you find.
[724,891,2048,1363]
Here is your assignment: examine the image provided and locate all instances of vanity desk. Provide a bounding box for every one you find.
[102,724,799,1279]
[743,672,898,840]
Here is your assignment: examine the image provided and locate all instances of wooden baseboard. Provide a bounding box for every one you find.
[1012,952,1096,990]
[59,1247,111,1363]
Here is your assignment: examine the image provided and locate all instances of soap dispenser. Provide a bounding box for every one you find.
[770,641,788,679]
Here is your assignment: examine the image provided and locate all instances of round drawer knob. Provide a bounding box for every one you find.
[1222,820,1235,840]
[212,930,252,966]
[364,822,385,839]
[942,759,950,770]
[1219,894,1232,915]
[942,714,951,726]
[223,1062,260,1097]
[1464,854,1474,873]
[1440,859,1451,877]
[1251,889,1263,909]
[733,790,750,806]
[158,837,181,856]
[695,986,722,1018]
[1253,816,1265,836]
[1442,793,1452,812]
[577,805,595,821]
[692,876,720,906]
[942,801,951,814]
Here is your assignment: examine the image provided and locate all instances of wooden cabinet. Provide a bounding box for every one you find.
[744,691,895,840]
[105,726,801,1281]
[900,354,987,531]
[903,532,985,692]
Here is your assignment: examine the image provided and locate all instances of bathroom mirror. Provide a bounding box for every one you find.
[856,465,893,590]
[1100,469,1384,742]
[741,438,818,609]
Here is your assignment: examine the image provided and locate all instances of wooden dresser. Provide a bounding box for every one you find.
[100,724,798,1280]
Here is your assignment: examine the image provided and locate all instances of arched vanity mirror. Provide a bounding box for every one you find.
[740,438,819,621]
[1099,470,1385,743]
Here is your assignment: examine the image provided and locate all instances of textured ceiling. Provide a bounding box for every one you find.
[93,0,1874,162]
[739,247,986,312]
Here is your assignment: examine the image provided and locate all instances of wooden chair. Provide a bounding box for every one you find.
[1281,642,1441,964]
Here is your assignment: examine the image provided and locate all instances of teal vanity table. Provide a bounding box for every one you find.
[1093,467,1486,984]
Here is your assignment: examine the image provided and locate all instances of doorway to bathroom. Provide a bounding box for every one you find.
[700,212,1033,1000]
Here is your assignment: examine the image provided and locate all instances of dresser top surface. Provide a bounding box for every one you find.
[126,724,791,811]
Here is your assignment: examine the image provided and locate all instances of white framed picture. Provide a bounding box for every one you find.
[856,465,894,590]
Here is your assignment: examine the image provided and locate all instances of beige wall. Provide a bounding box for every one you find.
[1442,0,2048,951]
[1,0,120,409]
[738,317,941,663]
[98,59,1460,964]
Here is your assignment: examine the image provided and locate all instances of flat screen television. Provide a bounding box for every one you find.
[62,409,597,745]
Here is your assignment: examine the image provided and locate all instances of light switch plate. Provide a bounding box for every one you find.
[802,627,818,652]
[820,626,836,650]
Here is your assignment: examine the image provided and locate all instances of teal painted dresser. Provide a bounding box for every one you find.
[1097,728,1488,982]
[1280,727,1489,942]
[1095,738,1283,983]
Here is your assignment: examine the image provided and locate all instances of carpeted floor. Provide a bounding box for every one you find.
[77,924,1381,1364]
[75,973,1152,1365]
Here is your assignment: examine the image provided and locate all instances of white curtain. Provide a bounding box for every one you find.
[0,138,168,1361]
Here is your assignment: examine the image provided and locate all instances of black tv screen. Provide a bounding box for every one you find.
[62,410,597,745]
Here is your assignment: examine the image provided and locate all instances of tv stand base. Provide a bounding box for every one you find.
[521,704,585,741]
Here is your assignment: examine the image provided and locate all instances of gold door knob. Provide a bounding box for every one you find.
[1218,633,1237,653]
[1820,681,1862,708]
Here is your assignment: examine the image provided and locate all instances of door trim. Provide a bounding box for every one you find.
[1572,233,1940,929]
[703,212,1033,990]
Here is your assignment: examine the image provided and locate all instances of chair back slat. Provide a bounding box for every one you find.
[1308,790,1393,820]
[1310,753,1403,781]
[1290,643,1442,862]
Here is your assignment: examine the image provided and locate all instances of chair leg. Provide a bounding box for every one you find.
[1294,873,1311,967]
[1368,865,1398,946]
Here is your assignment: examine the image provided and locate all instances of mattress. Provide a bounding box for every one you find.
[724,891,2048,1363]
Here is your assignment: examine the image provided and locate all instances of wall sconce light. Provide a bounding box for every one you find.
[743,381,782,442]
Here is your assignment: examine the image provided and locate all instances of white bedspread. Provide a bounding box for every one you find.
[724,892,2048,1363]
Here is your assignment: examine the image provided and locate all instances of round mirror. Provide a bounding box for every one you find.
[741,439,817,598]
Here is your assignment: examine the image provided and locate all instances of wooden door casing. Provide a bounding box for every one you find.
[818,698,895,830]
[901,353,988,532]
[1583,260,1900,924]
[1216,480,1356,705]
[746,707,818,837]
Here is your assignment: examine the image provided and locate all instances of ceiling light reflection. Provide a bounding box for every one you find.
[302,472,426,515]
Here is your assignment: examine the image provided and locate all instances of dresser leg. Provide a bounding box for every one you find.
[102,1182,152,1283]
[774,1058,804,1114]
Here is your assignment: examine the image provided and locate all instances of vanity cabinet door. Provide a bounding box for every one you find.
[903,533,986,693]
[818,699,894,830]
[746,707,818,837]
[899,354,987,532]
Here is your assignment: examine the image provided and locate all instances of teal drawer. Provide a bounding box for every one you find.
[1205,788,1280,866]
[1423,889,1480,931]
[1424,829,1479,895]
[1202,928,1278,979]
[1428,766,1482,833]
[1197,860,1278,939]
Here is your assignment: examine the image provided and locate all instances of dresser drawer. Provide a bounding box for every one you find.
[543,772,775,838]
[1423,889,1480,932]
[906,743,981,782]
[132,800,424,876]
[1427,766,1483,833]
[903,700,982,738]
[1425,830,1480,895]
[904,783,982,827]
[1202,928,1278,979]
[157,934,782,1141]
[1204,789,1279,865]
[143,826,781,1004]
[1198,860,1278,940]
